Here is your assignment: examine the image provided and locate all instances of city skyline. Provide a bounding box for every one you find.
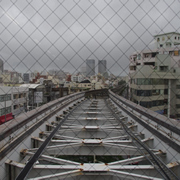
[0,0,180,76]
[0,1,180,179]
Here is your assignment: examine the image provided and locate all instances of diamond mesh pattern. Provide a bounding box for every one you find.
[0,0,180,179]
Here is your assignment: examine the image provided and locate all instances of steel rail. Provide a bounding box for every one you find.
[109,91,180,154]
[15,99,85,180]
[109,90,180,136]
[0,94,84,161]
[0,92,84,142]
[108,98,179,180]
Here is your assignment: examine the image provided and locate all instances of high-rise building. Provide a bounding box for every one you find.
[86,59,95,77]
[0,59,4,74]
[98,60,107,74]
[81,66,86,76]
[129,32,180,118]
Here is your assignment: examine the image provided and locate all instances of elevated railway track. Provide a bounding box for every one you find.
[0,90,180,179]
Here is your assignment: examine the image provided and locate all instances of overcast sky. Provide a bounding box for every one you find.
[0,0,180,76]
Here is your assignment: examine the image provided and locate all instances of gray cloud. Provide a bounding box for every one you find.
[0,0,180,75]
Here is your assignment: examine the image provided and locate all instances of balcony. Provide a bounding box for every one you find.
[143,57,155,62]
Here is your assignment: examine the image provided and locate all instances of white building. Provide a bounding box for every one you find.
[71,75,84,82]
[129,32,180,118]
[12,86,29,117]
[154,32,180,48]
[0,86,28,124]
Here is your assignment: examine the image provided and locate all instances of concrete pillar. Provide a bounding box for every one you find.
[168,80,171,118]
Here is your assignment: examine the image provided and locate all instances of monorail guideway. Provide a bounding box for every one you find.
[6,97,179,179]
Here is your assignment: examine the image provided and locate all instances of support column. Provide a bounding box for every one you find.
[168,79,171,118]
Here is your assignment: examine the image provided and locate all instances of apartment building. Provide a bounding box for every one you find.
[12,87,28,117]
[129,32,180,118]
[0,86,28,124]
[71,74,84,82]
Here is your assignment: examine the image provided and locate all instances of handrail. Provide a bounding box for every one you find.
[0,92,84,160]
[109,90,180,136]
[0,92,84,141]
[109,90,180,153]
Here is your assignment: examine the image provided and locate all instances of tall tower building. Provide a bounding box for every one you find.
[0,59,4,74]
[86,59,95,77]
[81,66,86,76]
[98,60,107,74]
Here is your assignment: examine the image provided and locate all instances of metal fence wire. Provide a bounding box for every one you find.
[0,0,180,179]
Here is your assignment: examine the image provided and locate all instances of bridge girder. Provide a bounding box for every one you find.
[2,90,180,179]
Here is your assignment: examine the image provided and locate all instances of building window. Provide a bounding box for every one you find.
[0,95,5,102]
[159,66,168,72]
[176,85,180,89]
[6,106,11,114]
[0,108,4,116]
[136,78,152,85]
[6,94,11,101]
[164,99,168,104]
[136,79,168,85]
[152,100,164,106]
[140,101,152,108]
[164,89,168,95]
[164,79,168,85]
[176,114,180,118]
[13,94,18,99]
[0,106,11,116]
[145,54,149,58]
[164,109,167,114]
[0,94,11,102]
[137,54,141,60]
[152,79,168,85]
[160,44,163,47]
[157,38,160,42]
[13,105,18,110]
[144,62,155,66]
[174,51,179,56]
[136,90,151,96]
[176,104,180,108]
[130,66,136,71]
[176,95,180,99]
[162,37,165,41]
[166,43,171,47]
[175,36,177,40]
[152,53,158,57]
[152,90,160,95]
[19,94,24,98]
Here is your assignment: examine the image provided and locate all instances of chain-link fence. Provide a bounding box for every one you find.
[0,0,180,179]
